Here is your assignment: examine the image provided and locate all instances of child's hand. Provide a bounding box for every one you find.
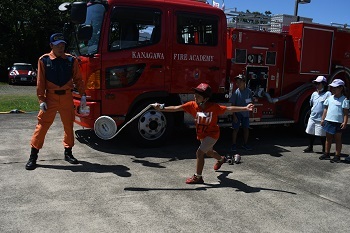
[341,122,347,130]
[151,103,164,110]
[246,103,254,111]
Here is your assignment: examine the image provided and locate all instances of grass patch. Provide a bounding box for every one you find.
[0,94,38,113]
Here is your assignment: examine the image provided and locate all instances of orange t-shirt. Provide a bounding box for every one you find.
[182,101,227,140]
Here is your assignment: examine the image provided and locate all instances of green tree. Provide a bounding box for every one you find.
[231,10,272,25]
[0,0,72,77]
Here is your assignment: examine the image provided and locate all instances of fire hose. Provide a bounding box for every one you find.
[94,103,164,140]
[261,83,314,103]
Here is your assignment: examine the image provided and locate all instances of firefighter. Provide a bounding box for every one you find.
[25,33,86,170]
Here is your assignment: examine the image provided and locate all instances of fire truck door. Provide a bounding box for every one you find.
[101,7,166,115]
[171,11,223,93]
[300,26,334,75]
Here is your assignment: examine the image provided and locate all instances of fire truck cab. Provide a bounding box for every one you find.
[62,0,350,147]
[63,0,227,146]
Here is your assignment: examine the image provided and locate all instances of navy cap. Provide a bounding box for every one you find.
[50,33,66,45]
[234,74,246,81]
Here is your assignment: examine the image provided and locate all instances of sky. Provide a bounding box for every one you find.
[214,0,349,26]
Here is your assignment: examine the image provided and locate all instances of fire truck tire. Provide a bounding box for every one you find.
[297,102,311,132]
[128,101,174,147]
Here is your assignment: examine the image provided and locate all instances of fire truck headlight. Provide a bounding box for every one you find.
[87,70,101,89]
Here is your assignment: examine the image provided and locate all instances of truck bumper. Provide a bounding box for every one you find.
[73,99,100,129]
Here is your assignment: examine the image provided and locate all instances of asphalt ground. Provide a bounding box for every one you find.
[1,113,350,233]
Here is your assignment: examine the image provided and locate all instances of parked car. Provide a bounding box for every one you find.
[8,63,37,85]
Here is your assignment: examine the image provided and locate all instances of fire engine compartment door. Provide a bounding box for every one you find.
[101,6,166,115]
[171,11,224,93]
[300,26,334,75]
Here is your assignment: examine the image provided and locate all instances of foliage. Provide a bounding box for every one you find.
[0,0,271,79]
[0,0,73,71]
[231,10,272,25]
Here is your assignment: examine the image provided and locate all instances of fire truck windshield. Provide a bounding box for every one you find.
[70,4,105,56]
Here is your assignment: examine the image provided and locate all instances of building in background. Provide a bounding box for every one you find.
[271,14,313,33]
[225,9,313,33]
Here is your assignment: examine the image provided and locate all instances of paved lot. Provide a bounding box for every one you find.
[1,113,350,233]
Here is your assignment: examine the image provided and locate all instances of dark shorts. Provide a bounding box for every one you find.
[232,113,250,129]
[322,120,342,135]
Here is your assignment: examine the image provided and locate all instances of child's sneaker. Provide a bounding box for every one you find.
[231,144,237,152]
[330,156,341,163]
[186,174,204,184]
[214,156,226,171]
[242,144,252,151]
[319,154,330,160]
[303,146,313,153]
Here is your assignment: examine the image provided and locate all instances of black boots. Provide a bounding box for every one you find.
[25,147,39,170]
[26,147,78,170]
[64,147,79,164]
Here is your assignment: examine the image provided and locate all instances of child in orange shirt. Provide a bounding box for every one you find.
[153,83,254,184]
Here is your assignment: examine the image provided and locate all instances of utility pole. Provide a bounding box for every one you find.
[294,0,311,21]
[294,0,299,16]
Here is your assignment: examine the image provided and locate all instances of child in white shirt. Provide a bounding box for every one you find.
[319,79,349,163]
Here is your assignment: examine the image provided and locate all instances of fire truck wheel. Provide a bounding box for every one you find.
[297,102,311,132]
[128,102,174,147]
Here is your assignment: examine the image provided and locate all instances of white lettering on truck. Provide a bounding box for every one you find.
[132,51,214,62]
[173,53,188,60]
[188,54,214,62]
[173,53,214,62]
[132,51,165,59]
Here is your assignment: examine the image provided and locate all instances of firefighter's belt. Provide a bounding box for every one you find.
[47,89,73,95]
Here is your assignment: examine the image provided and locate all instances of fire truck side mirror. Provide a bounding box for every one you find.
[70,2,87,24]
[77,25,93,41]
[63,23,72,40]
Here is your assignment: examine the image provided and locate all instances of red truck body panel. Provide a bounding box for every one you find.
[68,0,350,145]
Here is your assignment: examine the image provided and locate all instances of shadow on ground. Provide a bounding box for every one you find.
[38,160,132,177]
[124,171,297,194]
[75,125,350,161]
[75,128,198,161]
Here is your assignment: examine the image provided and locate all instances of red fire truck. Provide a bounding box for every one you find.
[61,0,350,146]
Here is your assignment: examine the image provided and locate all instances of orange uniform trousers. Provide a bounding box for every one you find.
[31,91,75,150]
